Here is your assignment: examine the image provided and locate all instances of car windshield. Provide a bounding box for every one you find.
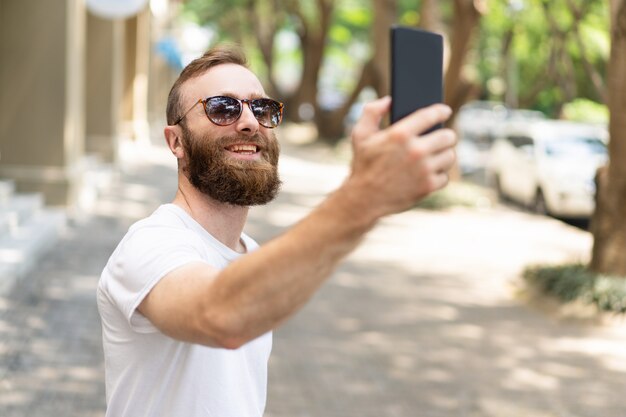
[543,137,606,158]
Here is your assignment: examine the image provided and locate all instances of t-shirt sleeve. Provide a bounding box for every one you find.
[103,225,206,333]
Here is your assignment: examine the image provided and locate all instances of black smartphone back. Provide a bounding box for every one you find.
[390,26,444,126]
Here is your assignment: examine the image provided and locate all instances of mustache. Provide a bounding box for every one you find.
[215,132,274,150]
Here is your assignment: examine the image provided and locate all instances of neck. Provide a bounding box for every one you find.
[173,173,249,253]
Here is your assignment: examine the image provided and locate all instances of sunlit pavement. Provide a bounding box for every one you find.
[1,135,625,417]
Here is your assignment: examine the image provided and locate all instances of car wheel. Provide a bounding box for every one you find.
[533,190,548,215]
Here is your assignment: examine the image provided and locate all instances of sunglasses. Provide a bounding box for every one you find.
[174,96,284,128]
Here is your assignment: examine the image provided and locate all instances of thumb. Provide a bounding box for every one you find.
[351,96,392,144]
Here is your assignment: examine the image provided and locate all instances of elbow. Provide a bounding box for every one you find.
[215,335,248,350]
[198,309,249,350]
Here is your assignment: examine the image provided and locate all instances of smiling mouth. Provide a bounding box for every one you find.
[225,144,259,155]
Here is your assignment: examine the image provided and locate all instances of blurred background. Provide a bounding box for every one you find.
[2,0,622,278]
[1,1,626,415]
[0,0,612,204]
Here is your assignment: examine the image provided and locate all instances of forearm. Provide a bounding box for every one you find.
[203,180,378,348]
[143,101,456,349]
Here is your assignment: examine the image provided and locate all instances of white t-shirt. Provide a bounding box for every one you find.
[97,204,272,417]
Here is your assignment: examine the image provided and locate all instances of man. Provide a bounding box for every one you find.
[97,45,456,417]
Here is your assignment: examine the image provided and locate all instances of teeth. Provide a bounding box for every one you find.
[228,144,258,153]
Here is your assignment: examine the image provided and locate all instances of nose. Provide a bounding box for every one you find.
[235,101,260,135]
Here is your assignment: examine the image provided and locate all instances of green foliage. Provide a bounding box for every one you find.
[416,182,493,210]
[477,0,609,116]
[523,264,594,302]
[399,10,419,26]
[592,277,626,314]
[335,2,372,31]
[523,263,626,314]
[180,0,611,126]
[562,98,609,124]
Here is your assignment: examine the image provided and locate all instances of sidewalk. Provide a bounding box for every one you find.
[1,138,625,417]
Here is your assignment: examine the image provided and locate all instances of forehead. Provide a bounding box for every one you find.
[182,63,266,102]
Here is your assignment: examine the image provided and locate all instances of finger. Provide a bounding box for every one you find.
[351,96,392,143]
[409,128,457,160]
[428,172,450,193]
[393,104,452,136]
[427,147,457,174]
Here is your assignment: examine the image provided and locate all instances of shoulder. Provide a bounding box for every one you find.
[125,204,201,245]
[99,206,208,307]
[103,205,207,281]
[130,204,192,231]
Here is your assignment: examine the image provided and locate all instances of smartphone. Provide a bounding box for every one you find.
[390,26,444,129]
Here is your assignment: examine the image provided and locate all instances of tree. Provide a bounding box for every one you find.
[590,0,626,276]
[315,0,397,140]
[443,0,487,120]
[473,0,608,118]
[313,0,395,141]
[282,0,335,122]
[183,0,380,142]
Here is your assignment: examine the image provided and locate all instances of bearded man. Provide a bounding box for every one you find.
[97,45,457,417]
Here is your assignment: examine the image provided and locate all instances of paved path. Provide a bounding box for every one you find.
[1,138,625,417]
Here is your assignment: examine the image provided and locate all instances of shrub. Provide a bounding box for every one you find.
[523,263,626,314]
[416,182,493,210]
[591,277,626,314]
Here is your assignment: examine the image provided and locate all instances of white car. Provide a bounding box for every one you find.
[455,101,546,146]
[486,120,608,218]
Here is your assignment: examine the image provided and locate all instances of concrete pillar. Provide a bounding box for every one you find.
[121,16,137,131]
[0,0,86,206]
[120,9,151,143]
[134,8,151,144]
[148,4,180,140]
[85,13,124,164]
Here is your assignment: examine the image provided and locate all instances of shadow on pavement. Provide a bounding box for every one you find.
[1,141,623,417]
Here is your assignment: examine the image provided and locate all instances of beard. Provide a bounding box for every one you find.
[180,124,281,206]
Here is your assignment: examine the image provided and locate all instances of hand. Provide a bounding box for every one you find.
[345,96,457,219]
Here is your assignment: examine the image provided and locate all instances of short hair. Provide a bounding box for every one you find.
[166,44,248,125]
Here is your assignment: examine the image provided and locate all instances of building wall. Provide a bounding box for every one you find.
[86,14,124,163]
[0,1,175,206]
[0,0,85,205]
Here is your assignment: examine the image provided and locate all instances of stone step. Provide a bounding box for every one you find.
[0,208,66,294]
[0,193,44,237]
[0,180,15,204]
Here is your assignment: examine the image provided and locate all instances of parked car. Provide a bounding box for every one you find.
[456,101,509,146]
[456,101,546,147]
[486,120,608,218]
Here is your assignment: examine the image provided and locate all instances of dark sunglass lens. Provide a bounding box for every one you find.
[206,97,241,125]
[251,99,282,128]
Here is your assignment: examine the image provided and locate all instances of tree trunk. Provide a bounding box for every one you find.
[316,0,396,142]
[440,0,484,180]
[564,0,607,103]
[293,31,326,115]
[444,0,485,123]
[249,0,281,98]
[419,0,443,32]
[282,0,333,122]
[518,43,559,108]
[369,0,396,98]
[316,59,375,141]
[590,0,626,276]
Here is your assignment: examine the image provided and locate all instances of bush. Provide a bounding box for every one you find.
[416,182,493,210]
[561,99,609,124]
[592,277,626,314]
[523,263,626,314]
[523,264,594,302]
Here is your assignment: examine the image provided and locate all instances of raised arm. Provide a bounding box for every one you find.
[139,98,457,349]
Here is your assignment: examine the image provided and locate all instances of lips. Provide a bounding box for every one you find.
[225,144,259,155]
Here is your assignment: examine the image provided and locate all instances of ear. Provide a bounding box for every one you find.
[164,125,185,159]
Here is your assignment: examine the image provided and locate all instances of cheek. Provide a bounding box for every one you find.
[266,132,280,153]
